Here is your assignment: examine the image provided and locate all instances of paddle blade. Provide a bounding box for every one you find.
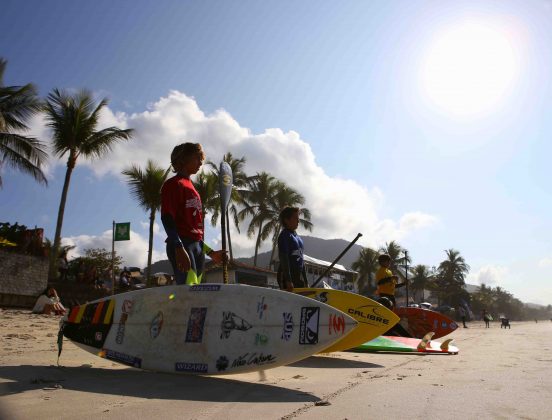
[219,161,233,210]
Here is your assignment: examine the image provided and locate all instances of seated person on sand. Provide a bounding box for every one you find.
[32,287,66,315]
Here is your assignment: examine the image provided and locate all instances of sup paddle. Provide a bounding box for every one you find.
[310,233,362,288]
[219,161,233,284]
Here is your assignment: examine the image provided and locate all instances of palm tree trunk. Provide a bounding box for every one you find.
[253,222,263,266]
[146,208,155,286]
[48,157,75,281]
[226,212,233,261]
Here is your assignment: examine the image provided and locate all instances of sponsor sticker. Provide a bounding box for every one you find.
[216,355,229,372]
[255,333,268,345]
[189,284,221,292]
[150,311,163,339]
[299,307,319,345]
[175,362,208,373]
[347,305,390,325]
[185,307,207,343]
[329,313,346,335]
[281,312,293,341]
[257,296,267,319]
[115,299,133,345]
[103,349,142,368]
[231,352,276,369]
[220,311,252,339]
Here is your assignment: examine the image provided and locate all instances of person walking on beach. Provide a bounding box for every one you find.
[458,305,468,328]
[277,206,308,292]
[483,309,491,328]
[161,142,225,285]
[375,254,405,309]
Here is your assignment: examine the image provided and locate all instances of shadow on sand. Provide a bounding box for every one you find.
[289,355,384,369]
[0,365,320,403]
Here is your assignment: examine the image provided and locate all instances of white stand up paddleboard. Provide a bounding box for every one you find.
[61,284,357,375]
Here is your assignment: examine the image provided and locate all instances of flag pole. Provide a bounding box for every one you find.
[111,220,115,295]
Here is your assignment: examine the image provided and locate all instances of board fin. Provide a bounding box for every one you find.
[417,332,435,351]
[439,338,454,352]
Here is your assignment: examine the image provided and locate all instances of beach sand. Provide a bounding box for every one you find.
[1,308,551,419]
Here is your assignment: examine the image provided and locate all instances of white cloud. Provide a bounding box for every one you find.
[467,264,509,286]
[61,229,164,268]
[538,257,552,268]
[140,221,161,236]
[45,90,437,260]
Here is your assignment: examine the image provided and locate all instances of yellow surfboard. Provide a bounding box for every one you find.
[294,288,400,353]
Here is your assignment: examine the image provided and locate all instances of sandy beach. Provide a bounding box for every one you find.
[1,308,551,420]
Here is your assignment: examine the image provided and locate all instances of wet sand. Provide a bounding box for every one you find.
[1,308,551,419]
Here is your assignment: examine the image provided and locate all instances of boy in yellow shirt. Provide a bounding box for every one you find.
[375,254,405,309]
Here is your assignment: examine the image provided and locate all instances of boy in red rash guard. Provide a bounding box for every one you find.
[161,142,225,285]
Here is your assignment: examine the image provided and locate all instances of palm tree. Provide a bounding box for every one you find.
[410,264,431,301]
[437,249,470,306]
[238,172,280,266]
[378,241,410,278]
[122,160,169,284]
[0,58,47,188]
[352,247,379,295]
[44,88,134,280]
[193,169,219,221]
[206,153,248,260]
[264,182,313,269]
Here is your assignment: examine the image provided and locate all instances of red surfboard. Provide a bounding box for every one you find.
[393,307,457,339]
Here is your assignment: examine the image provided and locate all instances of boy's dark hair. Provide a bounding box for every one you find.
[170,142,205,171]
[378,254,391,264]
[279,206,300,224]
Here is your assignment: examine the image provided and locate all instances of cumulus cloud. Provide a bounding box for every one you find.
[44,90,437,261]
[467,264,508,287]
[61,229,165,268]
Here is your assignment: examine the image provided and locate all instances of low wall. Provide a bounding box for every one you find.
[0,249,49,307]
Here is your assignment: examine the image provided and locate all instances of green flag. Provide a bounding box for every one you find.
[114,222,130,241]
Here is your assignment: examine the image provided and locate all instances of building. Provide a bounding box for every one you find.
[303,254,357,291]
[203,260,278,287]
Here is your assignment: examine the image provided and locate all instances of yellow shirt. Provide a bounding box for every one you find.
[376,267,397,296]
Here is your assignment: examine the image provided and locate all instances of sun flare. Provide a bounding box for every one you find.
[421,21,518,117]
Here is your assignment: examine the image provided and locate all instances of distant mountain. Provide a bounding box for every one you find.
[237,235,364,269]
[146,236,364,275]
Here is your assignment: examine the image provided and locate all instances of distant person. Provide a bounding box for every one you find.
[119,267,131,289]
[375,254,405,309]
[160,142,225,285]
[58,252,68,281]
[483,309,491,328]
[32,287,66,315]
[277,207,308,292]
[458,305,468,328]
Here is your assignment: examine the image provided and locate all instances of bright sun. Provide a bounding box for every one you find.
[421,22,518,117]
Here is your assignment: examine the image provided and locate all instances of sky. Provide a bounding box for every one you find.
[1,0,551,305]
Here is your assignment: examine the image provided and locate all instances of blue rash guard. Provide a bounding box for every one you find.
[277,228,308,288]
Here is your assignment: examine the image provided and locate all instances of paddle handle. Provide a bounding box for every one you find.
[310,233,362,288]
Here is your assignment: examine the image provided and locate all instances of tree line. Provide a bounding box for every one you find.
[352,240,551,321]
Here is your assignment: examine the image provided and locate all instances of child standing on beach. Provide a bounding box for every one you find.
[375,254,405,309]
[161,142,225,285]
[277,207,308,292]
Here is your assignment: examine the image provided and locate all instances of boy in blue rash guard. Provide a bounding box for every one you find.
[277,207,308,291]
[161,142,225,285]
